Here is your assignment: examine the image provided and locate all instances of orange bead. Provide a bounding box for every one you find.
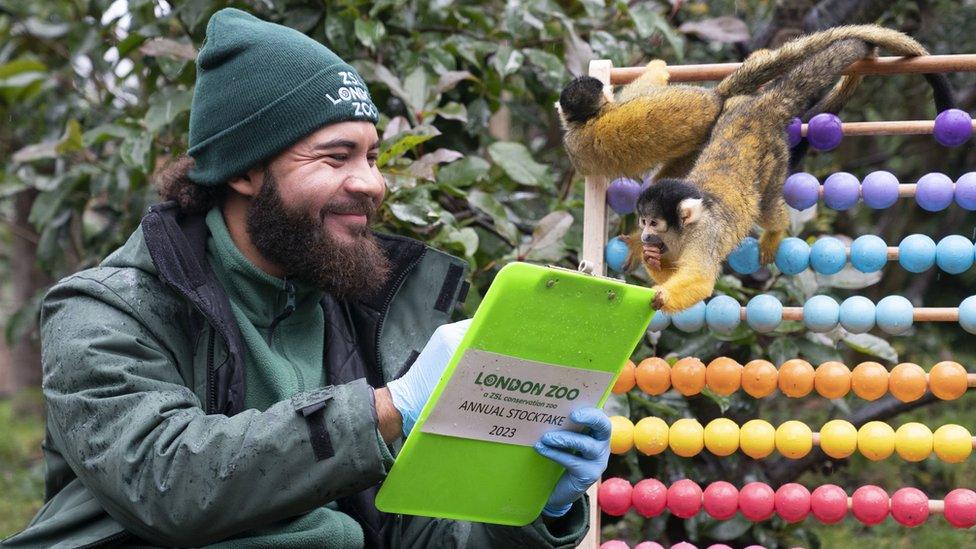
[814,361,851,399]
[930,361,968,400]
[671,357,707,396]
[889,363,927,403]
[612,360,637,394]
[705,357,743,396]
[778,359,815,397]
[742,359,778,398]
[850,361,889,401]
[635,357,671,395]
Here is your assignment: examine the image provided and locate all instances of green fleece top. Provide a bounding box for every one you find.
[205,207,327,411]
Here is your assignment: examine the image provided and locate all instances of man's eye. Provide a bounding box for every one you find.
[328,154,349,162]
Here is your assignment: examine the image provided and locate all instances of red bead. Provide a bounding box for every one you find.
[632,479,668,517]
[598,477,633,516]
[600,542,630,549]
[739,482,775,521]
[810,484,848,524]
[890,487,929,527]
[703,481,739,520]
[667,479,703,519]
[944,488,976,528]
[851,485,889,525]
[774,483,811,523]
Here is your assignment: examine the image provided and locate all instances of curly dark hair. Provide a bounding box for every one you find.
[152,155,227,214]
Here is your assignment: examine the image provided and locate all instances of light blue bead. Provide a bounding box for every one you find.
[775,237,810,275]
[706,295,741,334]
[605,236,630,273]
[850,235,888,273]
[803,295,840,333]
[936,235,975,274]
[876,295,914,335]
[898,234,937,273]
[960,296,976,335]
[839,296,876,333]
[810,237,847,275]
[648,310,671,332]
[671,301,706,332]
[746,294,783,333]
[728,237,761,274]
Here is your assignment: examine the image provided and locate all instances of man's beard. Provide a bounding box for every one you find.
[246,168,393,301]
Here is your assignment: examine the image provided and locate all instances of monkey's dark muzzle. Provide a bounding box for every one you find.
[641,235,668,254]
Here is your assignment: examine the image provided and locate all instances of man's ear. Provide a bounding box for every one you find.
[226,166,265,197]
[678,198,703,226]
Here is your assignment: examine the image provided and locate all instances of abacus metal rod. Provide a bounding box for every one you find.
[610,54,976,84]
[736,306,960,321]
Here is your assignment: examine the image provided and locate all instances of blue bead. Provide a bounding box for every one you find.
[706,295,741,334]
[605,237,630,273]
[648,310,671,332]
[861,171,900,209]
[783,172,821,210]
[746,294,783,333]
[839,296,876,333]
[960,296,976,335]
[671,301,706,332]
[850,235,888,273]
[876,295,914,335]
[728,236,761,274]
[915,172,954,212]
[823,172,860,210]
[936,235,975,274]
[898,234,937,273]
[803,295,840,333]
[809,237,847,275]
[775,237,811,275]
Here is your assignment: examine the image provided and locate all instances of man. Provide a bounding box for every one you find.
[2,8,610,548]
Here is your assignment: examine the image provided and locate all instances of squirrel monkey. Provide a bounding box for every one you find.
[556,25,937,182]
[633,38,880,313]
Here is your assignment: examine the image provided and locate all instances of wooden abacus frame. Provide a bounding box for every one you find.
[579,53,976,549]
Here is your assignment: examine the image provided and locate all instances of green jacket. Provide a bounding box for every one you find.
[2,202,589,548]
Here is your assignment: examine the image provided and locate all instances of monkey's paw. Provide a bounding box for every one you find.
[759,231,785,266]
[651,286,668,311]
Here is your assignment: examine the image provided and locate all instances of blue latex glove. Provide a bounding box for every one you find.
[387,319,472,437]
[534,407,611,517]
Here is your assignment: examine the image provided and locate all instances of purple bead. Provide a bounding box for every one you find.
[784,172,820,210]
[823,172,860,210]
[787,117,802,148]
[915,172,954,212]
[808,113,843,151]
[955,172,976,210]
[861,170,900,209]
[934,109,973,147]
[607,178,642,215]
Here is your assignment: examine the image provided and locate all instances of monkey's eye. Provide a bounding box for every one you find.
[649,219,660,228]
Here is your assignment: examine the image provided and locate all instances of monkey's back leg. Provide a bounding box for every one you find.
[757,157,790,265]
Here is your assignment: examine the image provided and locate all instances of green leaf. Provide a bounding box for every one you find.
[524,49,569,91]
[403,67,430,113]
[468,190,518,243]
[437,156,489,187]
[55,119,84,154]
[842,333,898,363]
[4,293,42,346]
[769,337,799,365]
[488,142,552,187]
[436,226,479,257]
[120,132,153,171]
[139,38,197,60]
[354,19,386,50]
[378,126,441,167]
[389,202,432,225]
[144,88,193,133]
[491,46,524,79]
[407,148,464,180]
[435,102,468,122]
[83,123,136,146]
[628,4,685,61]
[524,210,573,260]
[433,71,475,96]
[701,387,732,413]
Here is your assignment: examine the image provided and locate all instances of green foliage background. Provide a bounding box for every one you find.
[2,0,976,546]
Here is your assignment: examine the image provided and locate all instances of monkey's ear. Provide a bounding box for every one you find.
[678,198,703,226]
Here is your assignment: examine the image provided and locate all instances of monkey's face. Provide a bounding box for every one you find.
[635,179,705,256]
[556,76,611,126]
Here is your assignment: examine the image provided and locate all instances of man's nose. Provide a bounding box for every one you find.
[344,170,386,200]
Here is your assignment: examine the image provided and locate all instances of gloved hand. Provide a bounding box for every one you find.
[534,407,611,517]
[387,319,472,437]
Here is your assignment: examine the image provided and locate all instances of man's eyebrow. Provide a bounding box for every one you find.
[311,139,382,151]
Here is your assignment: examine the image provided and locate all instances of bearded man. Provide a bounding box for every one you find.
[2,8,610,549]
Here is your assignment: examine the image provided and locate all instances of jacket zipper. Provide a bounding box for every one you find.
[372,250,426,377]
[267,278,296,344]
[77,530,130,548]
[206,326,217,414]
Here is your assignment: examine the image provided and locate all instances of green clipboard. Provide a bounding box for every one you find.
[375,261,655,525]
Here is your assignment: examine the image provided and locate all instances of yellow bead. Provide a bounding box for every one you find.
[634,417,669,456]
[609,415,635,454]
[858,421,895,461]
[775,420,813,458]
[739,419,776,459]
[669,418,705,457]
[819,419,858,459]
[895,422,933,462]
[704,418,740,456]
[933,424,973,463]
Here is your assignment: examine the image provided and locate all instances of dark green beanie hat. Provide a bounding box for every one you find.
[187,8,379,186]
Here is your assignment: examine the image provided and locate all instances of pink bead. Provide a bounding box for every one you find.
[600,542,630,549]
[852,485,889,525]
[774,483,811,523]
[707,545,734,549]
[598,477,633,516]
[632,479,668,518]
[739,482,775,521]
[810,484,848,524]
[944,488,976,528]
[667,479,703,519]
[671,543,698,549]
[703,481,739,520]
[890,487,929,527]
[743,546,767,549]
[634,543,665,549]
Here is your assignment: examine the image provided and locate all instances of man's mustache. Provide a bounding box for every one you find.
[319,199,377,222]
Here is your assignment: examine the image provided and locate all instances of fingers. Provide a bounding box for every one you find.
[539,430,607,460]
[534,441,586,471]
[569,407,612,441]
